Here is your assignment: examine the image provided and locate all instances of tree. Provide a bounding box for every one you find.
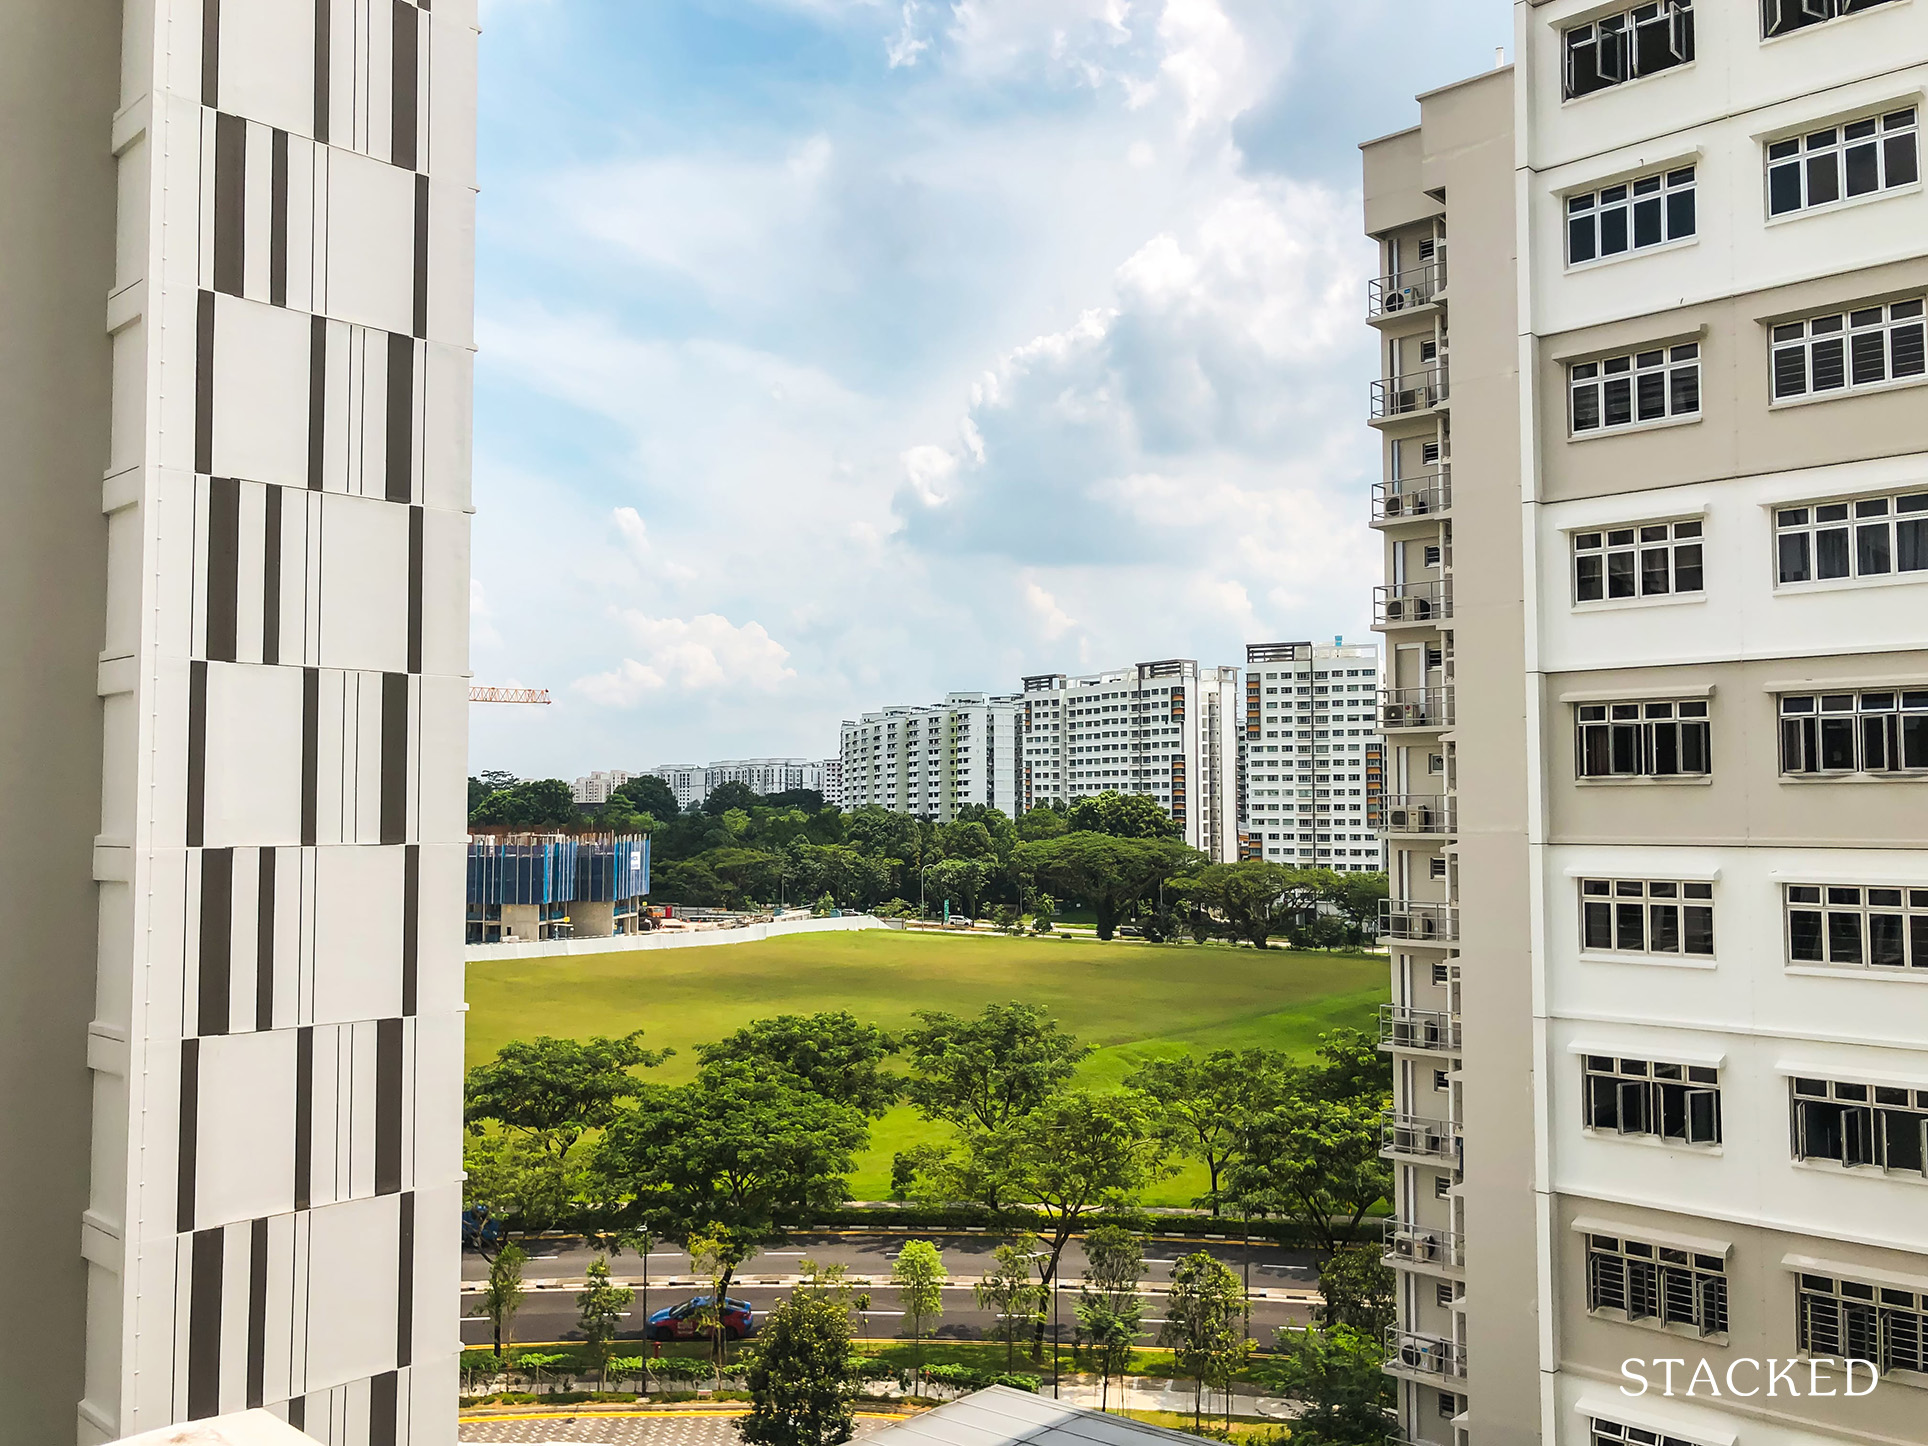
[1159,1251,1248,1433]
[923,858,989,917]
[1262,1326,1393,1446]
[478,1240,528,1361]
[1015,833,1198,940]
[1125,1050,1293,1215]
[1321,871,1388,938]
[902,1003,1091,1134]
[1300,1028,1391,1104]
[1065,791,1181,840]
[614,773,682,823]
[695,1012,902,1118]
[464,1031,668,1157]
[1169,862,1315,949]
[935,819,997,862]
[690,1226,757,1374]
[462,1129,585,1236]
[890,1241,947,1387]
[470,777,580,829]
[470,770,519,813]
[577,1256,635,1391]
[1016,806,1069,842]
[1074,1226,1144,1411]
[705,780,764,816]
[764,787,828,814]
[1030,893,1057,933]
[736,1272,862,1446]
[975,1236,1048,1370]
[1223,1094,1391,1256]
[1313,1245,1396,1337]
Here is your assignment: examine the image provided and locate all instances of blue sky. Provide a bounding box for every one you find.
[468,0,1511,778]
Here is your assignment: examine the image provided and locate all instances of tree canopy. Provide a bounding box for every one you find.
[1065,790,1182,839]
[1015,832,1199,939]
[613,773,682,822]
[902,1002,1092,1133]
[695,1012,902,1119]
[463,1031,667,1154]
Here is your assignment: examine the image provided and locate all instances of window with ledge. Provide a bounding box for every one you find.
[1765,0,1901,36]
[1776,488,1928,583]
[1571,345,1700,433]
[1793,1077,1928,1174]
[1576,700,1710,778]
[1771,300,1926,401]
[1585,1055,1722,1144]
[1568,168,1696,265]
[1769,109,1918,218]
[1786,884,1928,970]
[1779,690,1928,775]
[1592,1419,1706,1446]
[1582,878,1714,957]
[1574,520,1703,602]
[1586,1234,1729,1335]
[1798,1273,1928,1376]
[1565,2,1694,99]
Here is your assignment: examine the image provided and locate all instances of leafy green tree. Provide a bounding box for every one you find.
[1300,1028,1392,1104]
[577,1256,635,1390]
[1030,893,1057,933]
[1015,833,1198,940]
[464,1031,668,1157]
[1016,806,1069,842]
[923,857,990,917]
[1159,1251,1248,1433]
[1223,1094,1391,1256]
[1065,790,1181,840]
[1321,871,1389,937]
[765,787,829,814]
[1125,1050,1293,1214]
[613,772,682,822]
[462,1129,585,1235]
[655,859,730,906]
[695,1012,901,1118]
[974,1235,1048,1370]
[470,770,519,813]
[470,778,581,829]
[902,1003,1091,1133]
[1074,1227,1144,1410]
[1169,861,1315,949]
[478,1240,528,1361]
[736,1270,862,1446]
[695,847,783,906]
[704,780,763,815]
[935,819,997,862]
[690,1226,756,1373]
[842,806,922,862]
[890,1241,947,1386]
[1313,1245,1397,1337]
[1262,1325,1393,1446]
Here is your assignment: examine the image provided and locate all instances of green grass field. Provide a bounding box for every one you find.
[466,930,1386,1206]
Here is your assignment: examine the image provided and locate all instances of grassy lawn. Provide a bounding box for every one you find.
[466,930,1386,1208]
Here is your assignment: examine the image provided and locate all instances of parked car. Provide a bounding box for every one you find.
[646,1295,756,1341]
[461,1206,504,1254]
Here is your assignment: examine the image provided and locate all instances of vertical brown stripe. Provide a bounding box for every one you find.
[177,1041,200,1232]
[294,1026,314,1209]
[412,174,429,338]
[313,0,330,144]
[187,1227,224,1419]
[402,844,419,1016]
[300,667,319,846]
[380,672,409,846]
[406,506,423,673]
[396,1191,415,1367]
[370,1370,399,1446]
[392,0,419,171]
[270,128,289,307]
[201,0,221,108]
[246,1217,269,1408]
[187,660,209,847]
[213,113,247,297]
[206,476,241,662]
[198,848,234,1037]
[385,333,414,503]
[195,290,216,475]
[375,1017,403,1195]
[256,849,277,1031]
[262,485,283,665]
[289,1396,305,1432]
[307,315,327,491]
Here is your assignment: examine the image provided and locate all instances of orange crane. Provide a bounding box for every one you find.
[468,686,552,704]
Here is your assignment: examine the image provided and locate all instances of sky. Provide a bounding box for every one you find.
[468,0,1513,779]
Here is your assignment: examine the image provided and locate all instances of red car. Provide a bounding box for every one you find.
[646,1295,756,1341]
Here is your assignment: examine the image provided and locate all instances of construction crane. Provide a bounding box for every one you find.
[468,686,552,704]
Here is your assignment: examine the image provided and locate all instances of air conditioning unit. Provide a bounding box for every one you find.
[1387,807,1410,830]
[1400,286,1423,309]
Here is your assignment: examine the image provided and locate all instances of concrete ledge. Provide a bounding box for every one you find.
[464,913,891,963]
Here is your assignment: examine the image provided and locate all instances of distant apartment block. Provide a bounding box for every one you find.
[840,693,1024,820]
[705,757,830,798]
[645,763,708,811]
[1239,641,1386,872]
[572,769,631,805]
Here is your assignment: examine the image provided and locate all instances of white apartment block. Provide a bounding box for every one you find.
[644,763,708,812]
[839,693,1023,821]
[1,3,477,1443]
[1239,641,1387,872]
[819,756,844,808]
[571,770,630,805]
[1367,6,1928,1446]
[704,757,826,798]
[1020,660,1243,862]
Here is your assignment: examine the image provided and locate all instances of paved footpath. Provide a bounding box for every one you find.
[459,1413,899,1445]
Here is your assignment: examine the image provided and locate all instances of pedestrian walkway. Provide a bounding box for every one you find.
[459,1412,899,1445]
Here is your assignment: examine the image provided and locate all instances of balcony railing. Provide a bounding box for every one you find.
[1366,254,1448,319]
[1380,794,1455,835]
[1382,1110,1461,1164]
[1381,899,1458,943]
[1372,468,1452,523]
[1378,687,1454,732]
[1375,580,1452,628]
[1369,365,1449,420]
[1386,1327,1468,1380]
[1379,1004,1460,1053]
[1382,1216,1465,1270]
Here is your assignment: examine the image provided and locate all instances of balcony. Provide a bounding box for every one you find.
[1386,1327,1468,1381]
[1382,1110,1461,1165]
[1371,468,1452,526]
[1382,1216,1465,1271]
[1381,899,1458,943]
[1375,580,1452,629]
[1380,794,1455,837]
[1369,365,1448,424]
[1378,687,1454,732]
[1379,1004,1460,1054]
[1366,253,1447,320]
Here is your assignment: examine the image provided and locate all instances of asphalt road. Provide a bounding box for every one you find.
[460,1230,1323,1351]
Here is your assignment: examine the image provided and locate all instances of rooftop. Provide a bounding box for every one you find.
[869,1386,1218,1446]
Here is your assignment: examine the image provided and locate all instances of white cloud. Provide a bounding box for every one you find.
[612,506,650,560]
[1025,581,1078,640]
[575,614,797,705]
[886,2,931,66]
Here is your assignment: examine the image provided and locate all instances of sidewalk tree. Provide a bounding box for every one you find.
[736,1269,863,1446]
[890,1241,948,1388]
[1313,1245,1397,1337]
[922,857,990,918]
[1014,833,1197,940]
[1159,1250,1247,1433]
[463,1030,668,1158]
[902,1002,1091,1134]
[462,1129,587,1238]
[1224,1094,1391,1257]
[1263,1325,1393,1446]
[1168,862,1315,949]
[974,1234,1048,1369]
[576,1256,635,1391]
[1125,1050,1293,1215]
[477,1240,527,1362]
[696,1012,902,1118]
[1073,1226,1144,1411]
[690,1227,756,1375]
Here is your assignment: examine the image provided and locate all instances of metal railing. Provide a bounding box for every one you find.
[1379,1004,1460,1053]
[1382,1111,1462,1163]
[1369,365,1449,420]
[1379,794,1456,835]
[1378,687,1455,731]
[1386,1327,1468,1380]
[1372,469,1452,523]
[1375,580,1453,627]
[1382,1217,1465,1270]
[1381,899,1459,942]
[1367,254,1448,318]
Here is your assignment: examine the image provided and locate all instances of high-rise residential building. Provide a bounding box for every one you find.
[572,769,631,805]
[704,757,827,798]
[1368,7,1928,1446]
[839,693,1024,820]
[1020,660,1243,862]
[819,756,845,808]
[645,763,709,811]
[1238,641,1387,872]
[2,3,477,1443]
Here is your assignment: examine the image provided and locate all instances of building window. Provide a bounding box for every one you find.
[1585,1055,1722,1144]
[1793,1077,1928,1174]
[1569,168,1696,264]
[1786,884,1928,970]
[1576,700,1710,778]
[1780,690,1928,775]
[1591,1418,1705,1446]
[1771,299,1926,401]
[1769,109,1917,217]
[1586,1234,1728,1336]
[1571,345,1700,433]
[1765,0,1901,36]
[1797,1272,1928,1375]
[1574,520,1703,602]
[1776,488,1928,584]
[1582,878,1714,956]
[1565,2,1694,99]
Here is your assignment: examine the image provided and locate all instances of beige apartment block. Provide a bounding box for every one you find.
[1367,3,1928,1445]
